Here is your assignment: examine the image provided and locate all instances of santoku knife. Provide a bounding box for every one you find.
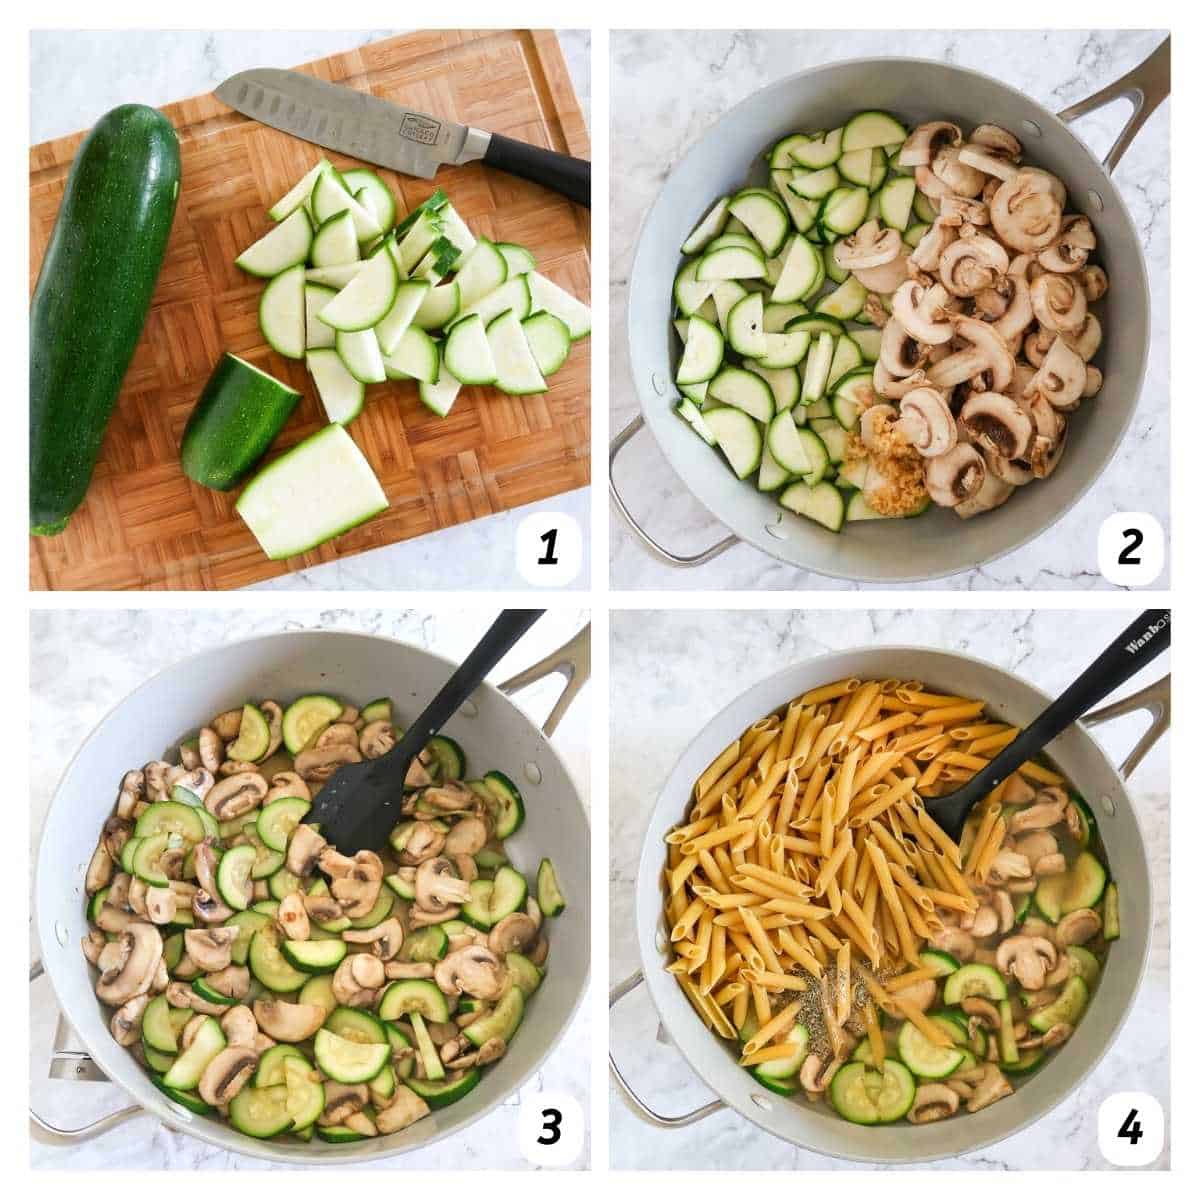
[215,68,590,208]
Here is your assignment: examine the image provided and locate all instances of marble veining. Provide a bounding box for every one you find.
[30,608,591,1169]
[609,609,1168,1168]
[609,30,1169,591]
[30,30,591,592]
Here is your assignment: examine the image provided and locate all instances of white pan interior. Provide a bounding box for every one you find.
[634,647,1151,1163]
[35,630,591,1164]
[627,57,1150,582]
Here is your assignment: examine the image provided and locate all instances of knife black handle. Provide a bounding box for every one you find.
[483,133,591,208]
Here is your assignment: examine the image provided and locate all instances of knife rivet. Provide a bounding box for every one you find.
[523,762,542,786]
[459,698,478,718]
[1100,794,1116,816]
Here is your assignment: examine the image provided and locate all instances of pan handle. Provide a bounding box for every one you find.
[498,621,590,737]
[1080,673,1170,780]
[610,415,739,567]
[29,958,145,1146]
[609,969,726,1129]
[1057,35,1170,173]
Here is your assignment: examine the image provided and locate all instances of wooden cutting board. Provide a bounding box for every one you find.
[29,29,590,590]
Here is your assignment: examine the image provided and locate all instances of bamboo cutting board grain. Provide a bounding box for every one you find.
[29,29,590,590]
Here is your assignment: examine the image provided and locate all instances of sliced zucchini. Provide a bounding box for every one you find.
[463,985,524,1046]
[943,962,1008,1004]
[828,1059,915,1124]
[161,1016,225,1090]
[537,858,566,916]
[313,1029,390,1084]
[226,703,270,762]
[282,694,343,754]
[282,939,347,973]
[228,1084,293,1139]
[408,1068,481,1109]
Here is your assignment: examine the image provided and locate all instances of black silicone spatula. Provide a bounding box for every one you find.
[307,609,544,854]
[923,609,1170,842]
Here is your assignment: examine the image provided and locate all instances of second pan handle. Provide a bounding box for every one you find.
[1057,35,1169,173]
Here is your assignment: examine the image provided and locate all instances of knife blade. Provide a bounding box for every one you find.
[214,68,490,180]
[215,66,591,207]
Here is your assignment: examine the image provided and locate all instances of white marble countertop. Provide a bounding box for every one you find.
[30,607,591,1168]
[609,30,1169,591]
[609,609,1169,1168]
[30,29,591,592]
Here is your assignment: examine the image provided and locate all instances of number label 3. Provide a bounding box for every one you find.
[519,1090,585,1167]
[1098,1092,1165,1166]
[1098,512,1164,587]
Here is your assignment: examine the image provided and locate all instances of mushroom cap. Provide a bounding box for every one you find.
[265,770,311,806]
[358,720,396,759]
[330,850,385,918]
[924,443,987,508]
[443,815,489,857]
[184,926,237,972]
[853,252,911,295]
[433,945,507,1000]
[955,469,1015,519]
[294,742,362,783]
[343,916,405,960]
[1028,336,1087,411]
[966,1063,1014,1112]
[926,317,1015,393]
[879,319,928,378]
[286,823,327,877]
[1060,313,1102,363]
[931,145,986,197]
[1030,273,1087,334]
[939,235,1009,297]
[398,821,447,865]
[110,993,151,1046]
[220,1005,259,1047]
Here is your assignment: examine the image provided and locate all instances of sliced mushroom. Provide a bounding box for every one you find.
[221,1005,259,1047]
[939,235,1008,297]
[385,960,435,980]
[908,1082,960,1123]
[895,388,957,458]
[343,916,405,961]
[205,964,251,1001]
[260,701,284,758]
[81,929,106,966]
[1055,907,1103,947]
[265,771,311,806]
[359,721,396,759]
[294,743,362,783]
[960,391,1033,460]
[434,945,507,1000]
[926,317,1014,392]
[85,843,114,895]
[419,781,478,813]
[398,821,447,866]
[931,144,986,198]
[899,121,961,168]
[95,923,162,1006]
[330,850,385,918]
[1080,265,1108,302]
[204,772,268,821]
[996,934,1058,990]
[144,885,177,926]
[315,722,359,750]
[320,1083,369,1126]
[286,823,328,877]
[415,857,472,917]
[142,761,173,804]
[333,953,386,1007]
[184,927,237,972]
[989,171,1063,252]
[488,912,539,957]
[924,443,987,508]
[211,708,244,740]
[443,816,489,857]
[1008,793,1068,833]
[1038,214,1095,273]
[276,891,311,942]
[198,1046,258,1106]
[1030,273,1086,334]
[966,1063,1014,1112]
[253,998,327,1042]
[1060,312,1102,362]
[110,993,151,1045]
[198,728,225,773]
[834,219,903,272]
[891,280,954,345]
[375,1084,431,1135]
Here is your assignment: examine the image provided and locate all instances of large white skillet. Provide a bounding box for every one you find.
[611,40,1169,581]
[611,646,1168,1163]
[32,625,590,1163]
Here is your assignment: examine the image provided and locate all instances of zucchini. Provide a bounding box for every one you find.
[313,1029,390,1084]
[537,858,566,916]
[226,702,271,762]
[181,354,301,491]
[31,104,181,535]
[942,962,1007,1004]
[408,1068,481,1109]
[828,1060,915,1124]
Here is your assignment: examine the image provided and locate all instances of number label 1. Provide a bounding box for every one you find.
[517,512,583,587]
[1098,512,1164,587]
[518,1089,585,1166]
[1098,1092,1165,1166]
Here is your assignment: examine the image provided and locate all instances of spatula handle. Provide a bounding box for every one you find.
[398,609,545,751]
[483,133,591,207]
[970,609,1170,795]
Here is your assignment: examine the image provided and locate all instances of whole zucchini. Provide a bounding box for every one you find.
[30,104,181,535]
[181,353,301,490]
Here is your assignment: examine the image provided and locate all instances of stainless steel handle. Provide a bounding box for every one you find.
[498,622,590,737]
[609,414,739,567]
[608,968,725,1129]
[1081,673,1170,780]
[29,957,144,1146]
[1057,35,1170,173]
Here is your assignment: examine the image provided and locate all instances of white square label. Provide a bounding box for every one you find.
[1098,512,1165,587]
[1098,1091,1165,1166]
[516,512,583,587]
